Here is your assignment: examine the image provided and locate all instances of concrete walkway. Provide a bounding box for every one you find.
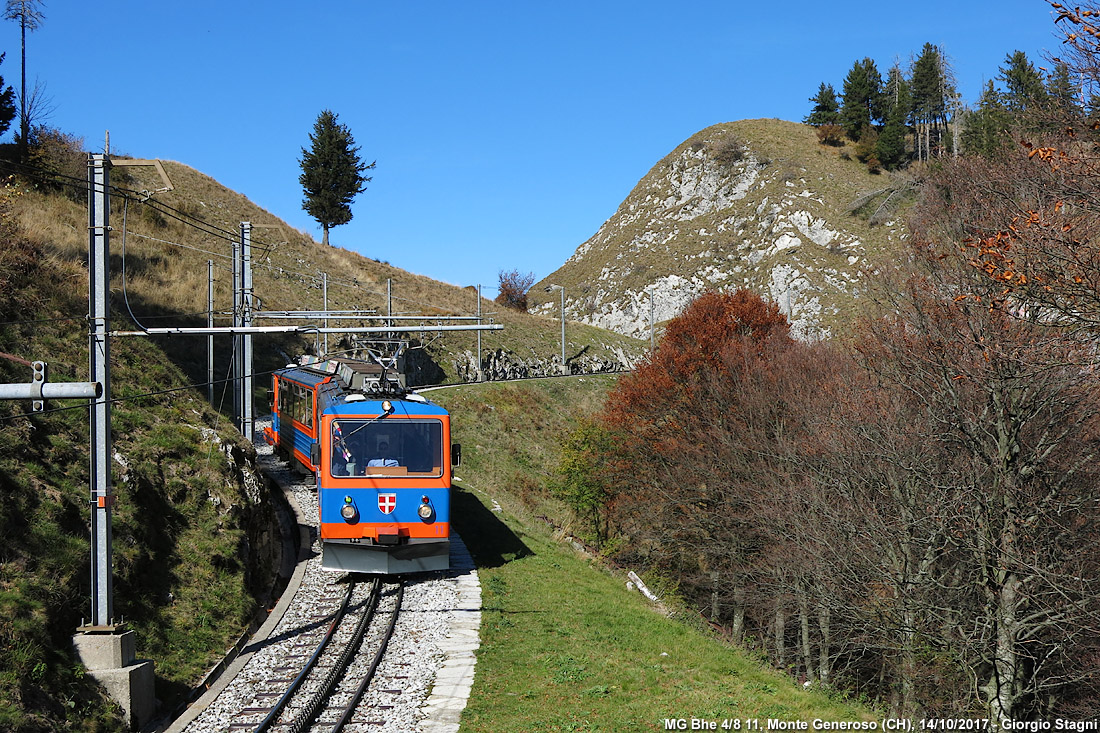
[420,535,482,732]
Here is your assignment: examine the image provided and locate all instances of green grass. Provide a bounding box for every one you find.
[452,475,873,731]
[436,378,876,731]
[434,376,617,526]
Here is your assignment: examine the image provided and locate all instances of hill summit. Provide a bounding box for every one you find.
[530,119,913,339]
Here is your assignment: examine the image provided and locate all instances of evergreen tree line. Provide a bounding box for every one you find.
[805,44,1073,169]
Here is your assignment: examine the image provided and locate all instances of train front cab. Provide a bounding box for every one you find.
[316,396,457,574]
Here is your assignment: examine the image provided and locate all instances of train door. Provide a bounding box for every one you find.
[277,377,295,456]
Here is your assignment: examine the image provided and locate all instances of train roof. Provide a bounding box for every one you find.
[324,394,449,418]
[274,367,333,388]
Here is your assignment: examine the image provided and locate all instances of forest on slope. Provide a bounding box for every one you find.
[553,4,1100,722]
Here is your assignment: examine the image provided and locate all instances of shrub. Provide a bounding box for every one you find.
[554,418,616,548]
[495,269,534,311]
[816,124,845,147]
[25,126,86,202]
[712,136,746,167]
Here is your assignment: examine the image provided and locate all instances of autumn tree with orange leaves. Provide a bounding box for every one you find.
[577,276,1100,718]
[600,290,795,632]
[597,290,873,687]
[945,2,1100,328]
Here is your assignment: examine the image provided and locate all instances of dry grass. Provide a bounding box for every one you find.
[10,157,642,382]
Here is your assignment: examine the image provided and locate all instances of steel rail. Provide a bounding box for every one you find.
[285,578,387,733]
[251,579,361,733]
[329,581,405,732]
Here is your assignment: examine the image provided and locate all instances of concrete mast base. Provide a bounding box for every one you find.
[73,626,155,731]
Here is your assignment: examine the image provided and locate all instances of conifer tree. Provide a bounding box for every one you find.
[299,109,375,246]
[961,81,1009,158]
[876,64,911,168]
[1045,61,1080,113]
[804,82,840,126]
[840,58,884,140]
[1000,50,1047,112]
[0,53,17,138]
[876,106,907,170]
[3,0,43,161]
[883,64,912,121]
[910,44,946,118]
[910,43,951,161]
[1089,91,1100,118]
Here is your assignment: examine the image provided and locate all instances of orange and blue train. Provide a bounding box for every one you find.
[265,357,459,574]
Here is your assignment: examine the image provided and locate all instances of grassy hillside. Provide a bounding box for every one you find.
[13,151,641,391]
[431,378,877,729]
[0,186,276,730]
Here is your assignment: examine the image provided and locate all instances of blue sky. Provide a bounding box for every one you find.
[0,1,1063,298]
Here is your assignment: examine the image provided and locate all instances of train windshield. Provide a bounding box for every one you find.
[330,419,443,478]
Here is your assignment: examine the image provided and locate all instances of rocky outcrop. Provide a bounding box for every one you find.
[530,119,909,341]
[113,423,281,605]
[451,345,636,383]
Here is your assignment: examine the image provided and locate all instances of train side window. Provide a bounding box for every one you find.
[290,384,311,427]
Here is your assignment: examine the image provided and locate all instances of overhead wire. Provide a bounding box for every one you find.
[0,309,234,330]
[126,226,235,261]
[118,197,150,332]
[0,153,505,428]
[2,156,284,253]
[3,155,487,377]
[0,360,293,423]
[0,313,88,328]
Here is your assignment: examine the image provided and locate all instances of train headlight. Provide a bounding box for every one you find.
[417,496,434,520]
[340,496,359,523]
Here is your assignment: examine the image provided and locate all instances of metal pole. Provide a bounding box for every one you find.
[112,324,504,337]
[207,259,214,405]
[387,278,392,331]
[476,285,483,382]
[87,153,113,627]
[241,223,254,442]
[559,286,566,375]
[322,272,329,357]
[253,312,472,321]
[0,380,101,401]
[231,234,241,430]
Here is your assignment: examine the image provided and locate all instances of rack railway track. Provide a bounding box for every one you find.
[241,577,403,732]
[164,422,481,733]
